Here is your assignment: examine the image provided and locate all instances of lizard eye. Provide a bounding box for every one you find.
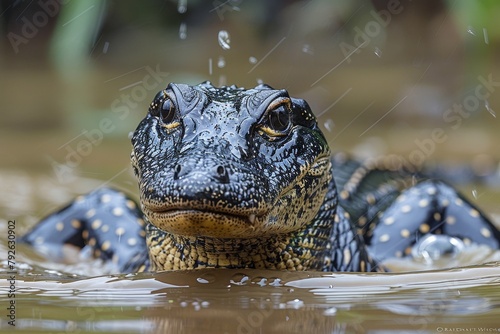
[268,104,290,132]
[258,97,292,138]
[160,98,176,124]
[149,90,180,129]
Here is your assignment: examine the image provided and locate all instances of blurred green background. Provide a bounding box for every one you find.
[1,0,500,210]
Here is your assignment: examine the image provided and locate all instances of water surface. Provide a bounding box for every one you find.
[1,172,500,334]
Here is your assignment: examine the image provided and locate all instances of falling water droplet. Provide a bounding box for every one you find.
[179,22,187,40]
[324,119,334,132]
[374,47,382,57]
[230,2,241,11]
[483,28,489,44]
[102,41,109,54]
[467,26,476,36]
[256,78,263,85]
[218,30,231,50]
[177,0,187,13]
[249,56,257,64]
[218,75,227,87]
[217,56,226,68]
[302,44,314,55]
[472,189,478,199]
[208,58,213,75]
[485,100,496,118]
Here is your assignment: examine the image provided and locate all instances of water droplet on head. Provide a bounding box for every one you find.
[179,22,187,40]
[374,47,382,58]
[218,30,231,50]
[249,56,257,64]
[177,0,187,13]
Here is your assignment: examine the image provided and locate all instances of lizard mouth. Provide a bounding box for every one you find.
[143,207,263,238]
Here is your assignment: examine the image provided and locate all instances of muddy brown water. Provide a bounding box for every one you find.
[1,172,500,334]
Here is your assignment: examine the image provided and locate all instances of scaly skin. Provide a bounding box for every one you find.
[20,82,500,273]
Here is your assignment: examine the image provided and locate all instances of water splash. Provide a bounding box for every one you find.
[485,100,496,118]
[179,22,187,40]
[218,30,231,50]
[177,0,187,13]
[248,56,257,64]
[196,272,215,284]
[230,273,249,286]
[251,277,267,287]
[374,47,382,58]
[411,235,464,265]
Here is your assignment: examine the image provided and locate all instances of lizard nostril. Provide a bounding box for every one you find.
[174,164,182,179]
[216,165,229,183]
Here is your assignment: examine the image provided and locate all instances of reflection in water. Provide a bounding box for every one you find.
[1,264,500,333]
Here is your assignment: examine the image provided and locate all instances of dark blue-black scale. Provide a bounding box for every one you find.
[331,153,500,262]
[20,188,149,272]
